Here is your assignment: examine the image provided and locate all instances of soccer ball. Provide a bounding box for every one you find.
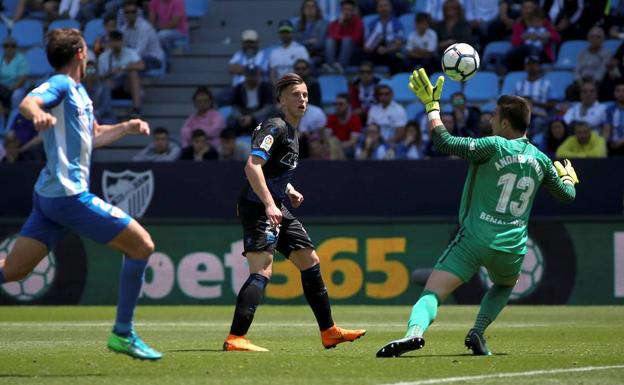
[478,237,545,301]
[441,43,480,81]
[0,234,57,302]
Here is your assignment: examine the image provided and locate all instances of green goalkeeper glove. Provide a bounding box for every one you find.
[408,67,444,113]
[554,159,579,185]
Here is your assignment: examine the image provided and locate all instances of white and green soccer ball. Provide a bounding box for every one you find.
[479,237,545,301]
[0,234,57,302]
[441,43,480,81]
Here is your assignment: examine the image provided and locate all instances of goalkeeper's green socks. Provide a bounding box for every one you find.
[405,290,439,338]
[473,284,513,334]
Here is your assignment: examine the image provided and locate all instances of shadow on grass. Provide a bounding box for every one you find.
[379,352,509,359]
[0,374,106,378]
[167,349,223,353]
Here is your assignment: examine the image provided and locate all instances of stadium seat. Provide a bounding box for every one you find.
[83,18,104,48]
[501,71,527,95]
[482,41,512,71]
[110,99,133,108]
[411,0,428,12]
[554,40,588,70]
[48,19,80,31]
[185,0,209,18]
[405,101,424,120]
[0,23,8,44]
[218,105,233,120]
[399,13,415,36]
[11,19,44,48]
[430,71,461,102]
[362,14,378,36]
[464,71,499,102]
[389,72,412,103]
[318,74,348,105]
[604,39,623,55]
[480,101,497,112]
[25,47,53,77]
[544,70,574,100]
[1,0,18,16]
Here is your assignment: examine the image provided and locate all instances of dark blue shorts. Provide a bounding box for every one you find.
[20,191,131,250]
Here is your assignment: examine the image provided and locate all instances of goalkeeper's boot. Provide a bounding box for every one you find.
[321,325,367,349]
[465,328,492,356]
[376,335,425,358]
[107,331,163,360]
[223,334,269,352]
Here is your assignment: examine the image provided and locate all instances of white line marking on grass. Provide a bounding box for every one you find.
[381,364,624,385]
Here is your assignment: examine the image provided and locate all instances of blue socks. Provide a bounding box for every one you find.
[113,256,147,337]
[0,269,5,284]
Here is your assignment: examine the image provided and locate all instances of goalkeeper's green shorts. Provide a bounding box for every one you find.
[433,227,524,286]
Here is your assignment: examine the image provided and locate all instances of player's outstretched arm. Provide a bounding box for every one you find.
[93,119,150,148]
[543,159,577,203]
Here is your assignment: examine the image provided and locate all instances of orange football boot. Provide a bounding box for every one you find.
[321,325,367,349]
[223,334,269,352]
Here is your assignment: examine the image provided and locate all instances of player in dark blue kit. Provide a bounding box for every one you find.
[0,29,161,360]
[223,73,366,351]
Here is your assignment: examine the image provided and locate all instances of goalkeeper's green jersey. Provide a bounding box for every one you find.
[432,126,576,255]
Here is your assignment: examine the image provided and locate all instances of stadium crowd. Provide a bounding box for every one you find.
[0,0,623,163]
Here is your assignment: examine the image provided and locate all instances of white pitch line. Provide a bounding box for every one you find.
[381,364,624,385]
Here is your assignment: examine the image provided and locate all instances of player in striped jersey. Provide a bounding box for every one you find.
[0,29,161,360]
[377,68,579,358]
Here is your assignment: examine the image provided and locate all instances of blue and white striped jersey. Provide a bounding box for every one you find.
[29,74,95,197]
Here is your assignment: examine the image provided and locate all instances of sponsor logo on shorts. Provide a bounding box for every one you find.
[102,169,154,218]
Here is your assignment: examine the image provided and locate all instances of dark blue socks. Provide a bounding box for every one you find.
[113,256,148,337]
[230,273,269,336]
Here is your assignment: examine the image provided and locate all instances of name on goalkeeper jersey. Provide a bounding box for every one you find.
[494,154,543,180]
[480,212,526,227]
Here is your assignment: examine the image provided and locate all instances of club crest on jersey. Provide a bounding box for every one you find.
[260,135,274,152]
[102,169,154,218]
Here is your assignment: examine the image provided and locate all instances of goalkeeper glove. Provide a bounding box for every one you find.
[554,159,579,185]
[408,67,444,113]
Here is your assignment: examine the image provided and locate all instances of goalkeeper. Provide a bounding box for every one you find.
[377,68,578,358]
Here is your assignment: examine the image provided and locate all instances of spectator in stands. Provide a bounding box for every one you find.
[133,127,181,161]
[450,92,480,137]
[566,26,611,101]
[367,83,407,144]
[363,0,405,74]
[324,0,364,73]
[416,0,447,23]
[293,59,321,107]
[1,136,26,163]
[317,0,341,22]
[543,0,585,41]
[563,79,606,132]
[84,60,115,124]
[149,0,189,53]
[228,29,269,86]
[98,30,145,115]
[180,86,225,149]
[607,0,624,39]
[269,20,310,82]
[434,0,476,55]
[0,37,28,116]
[294,0,327,67]
[180,129,219,161]
[299,102,327,135]
[463,0,500,46]
[326,93,362,157]
[58,0,102,23]
[218,128,249,161]
[603,82,624,156]
[355,123,393,160]
[349,61,381,123]
[426,112,457,157]
[507,0,560,71]
[489,0,524,38]
[229,64,274,137]
[94,14,118,57]
[395,120,424,159]
[532,118,570,158]
[5,108,43,160]
[556,120,607,158]
[513,54,553,134]
[121,0,165,71]
[13,0,59,22]
[405,13,438,75]
[602,38,624,101]
[478,111,494,137]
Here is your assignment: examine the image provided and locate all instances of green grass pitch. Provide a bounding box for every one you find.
[0,306,623,385]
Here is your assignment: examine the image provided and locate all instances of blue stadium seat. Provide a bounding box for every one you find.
[604,39,623,55]
[26,47,53,77]
[362,14,378,37]
[399,13,415,36]
[411,0,428,12]
[83,18,104,47]
[501,71,527,95]
[1,0,19,16]
[480,101,497,112]
[218,105,233,120]
[389,72,412,103]
[185,0,209,18]
[48,19,80,31]
[0,24,8,44]
[430,72,461,102]
[464,71,499,102]
[318,74,348,105]
[405,101,424,120]
[554,40,588,70]
[544,70,574,100]
[110,99,132,108]
[482,41,512,71]
[12,19,44,48]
